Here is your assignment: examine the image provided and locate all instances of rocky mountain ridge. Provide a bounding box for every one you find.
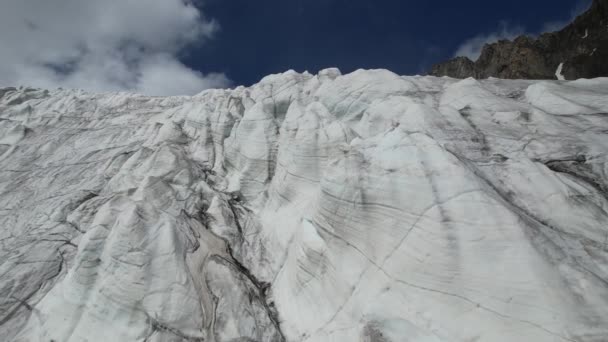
[430,0,608,80]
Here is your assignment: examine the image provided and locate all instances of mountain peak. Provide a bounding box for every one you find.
[430,0,608,79]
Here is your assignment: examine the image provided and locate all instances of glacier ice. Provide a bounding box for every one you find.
[1,70,608,341]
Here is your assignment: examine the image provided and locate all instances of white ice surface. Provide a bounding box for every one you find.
[1,71,608,342]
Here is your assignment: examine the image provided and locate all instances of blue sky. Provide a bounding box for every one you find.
[0,0,591,95]
[186,0,591,86]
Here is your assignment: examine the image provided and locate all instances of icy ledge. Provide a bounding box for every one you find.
[1,70,608,342]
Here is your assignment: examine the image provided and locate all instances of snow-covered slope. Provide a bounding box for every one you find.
[1,70,608,342]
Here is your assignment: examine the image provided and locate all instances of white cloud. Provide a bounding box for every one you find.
[136,54,230,96]
[0,0,230,96]
[453,22,524,61]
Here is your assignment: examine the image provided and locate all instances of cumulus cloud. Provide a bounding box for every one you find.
[0,0,230,95]
[453,22,524,61]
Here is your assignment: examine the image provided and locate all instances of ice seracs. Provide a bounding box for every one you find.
[1,70,608,342]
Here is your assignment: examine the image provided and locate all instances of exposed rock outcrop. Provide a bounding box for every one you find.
[430,0,608,80]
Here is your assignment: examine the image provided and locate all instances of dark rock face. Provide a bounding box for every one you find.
[430,0,608,79]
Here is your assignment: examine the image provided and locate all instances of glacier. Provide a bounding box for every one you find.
[1,69,608,342]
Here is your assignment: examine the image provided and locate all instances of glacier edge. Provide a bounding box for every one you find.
[0,69,607,341]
